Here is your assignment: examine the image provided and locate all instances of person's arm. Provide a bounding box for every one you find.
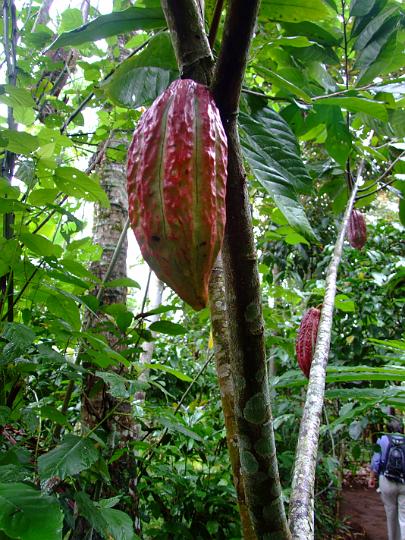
[369,437,383,488]
[368,469,377,488]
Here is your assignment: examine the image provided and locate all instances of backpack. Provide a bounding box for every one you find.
[382,434,405,484]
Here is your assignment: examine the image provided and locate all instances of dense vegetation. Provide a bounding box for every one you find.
[0,0,404,538]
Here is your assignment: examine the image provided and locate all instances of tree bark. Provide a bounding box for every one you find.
[289,167,363,539]
[209,256,256,539]
[161,1,290,537]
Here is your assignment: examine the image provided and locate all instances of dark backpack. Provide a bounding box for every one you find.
[382,434,405,484]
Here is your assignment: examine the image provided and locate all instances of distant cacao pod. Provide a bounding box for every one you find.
[127,79,227,310]
[347,209,367,249]
[296,307,321,378]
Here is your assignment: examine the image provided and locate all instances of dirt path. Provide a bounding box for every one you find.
[340,487,387,539]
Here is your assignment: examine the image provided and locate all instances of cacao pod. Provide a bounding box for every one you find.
[347,209,367,249]
[296,307,321,378]
[127,79,227,310]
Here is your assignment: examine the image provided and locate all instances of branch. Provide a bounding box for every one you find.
[357,150,405,192]
[208,0,224,48]
[289,161,365,540]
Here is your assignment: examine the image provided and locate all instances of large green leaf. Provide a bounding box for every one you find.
[102,33,178,108]
[38,434,99,481]
[353,5,398,51]
[0,129,39,154]
[350,0,377,16]
[0,483,63,540]
[46,292,81,331]
[255,65,312,103]
[260,0,333,22]
[21,233,63,259]
[357,32,405,86]
[54,167,109,207]
[141,363,193,382]
[0,323,36,364]
[48,6,165,49]
[75,492,137,540]
[315,96,388,121]
[239,108,316,241]
[280,21,342,46]
[326,386,405,410]
[149,320,188,336]
[273,365,405,389]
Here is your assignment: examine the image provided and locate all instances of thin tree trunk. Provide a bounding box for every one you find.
[209,256,256,540]
[289,165,364,539]
[161,1,290,537]
[32,0,54,31]
[135,272,164,403]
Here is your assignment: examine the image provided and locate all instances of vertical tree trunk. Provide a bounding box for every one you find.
[209,256,256,539]
[161,1,290,537]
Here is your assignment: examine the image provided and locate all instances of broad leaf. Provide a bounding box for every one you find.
[315,96,388,121]
[102,33,178,108]
[255,65,312,103]
[239,108,316,241]
[48,6,165,49]
[0,483,63,540]
[158,417,203,442]
[54,167,109,207]
[280,21,342,46]
[0,86,36,108]
[260,0,333,22]
[0,129,40,154]
[149,320,188,336]
[38,434,99,481]
[75,492,137,540]
[46,292,81,331]
[1,323,36,364]
[21,233,63,259]
[350,0,376,16]
[95,371,146,398]
[141,363,193,382]
[353,5,398,51]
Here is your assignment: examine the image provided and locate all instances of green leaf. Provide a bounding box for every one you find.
[255,65,312,103]
[0,129,39,154]
[280,21,342,46]
[40,406,68,426]
[54,167,109,206]
[20,233,63,258]
[149,320,188,336]
[48,6,165,49]
[59,8,83,33]
[0,86,35,108]
[159,417,203,441]
[75,492,137,540]
[1,323,36,364]
[357,32,405,86]
[0,483,63,540]
[104,277,141,289]
[315,96,388,121]
[95,371,146,398]
[102,33,178,109]
[334,294,356,312]
[46,292,81,331]
[141,363,192,382]
[260,0,333,22]
[353,5,398,51]
[239,109,316,241]
[350,0,376,16]
[38,435,99,481]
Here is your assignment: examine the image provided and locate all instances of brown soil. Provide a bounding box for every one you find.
[339,487,388,540]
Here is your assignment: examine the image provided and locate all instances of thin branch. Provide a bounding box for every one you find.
[356,176,400,201]
[357,150,405,192]
[60,37,152,134]
[208,0,224,48]
[289,161,365,540]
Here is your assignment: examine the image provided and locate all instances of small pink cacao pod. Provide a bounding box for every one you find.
[127,79,227,310]
[347,209,367,249]
[296,307,321,378]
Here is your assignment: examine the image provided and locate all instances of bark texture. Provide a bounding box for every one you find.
[209,256,256,540]
[162,1,290,537]
[289,178,362,540]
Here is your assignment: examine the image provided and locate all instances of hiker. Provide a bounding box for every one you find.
[369,419,405,540]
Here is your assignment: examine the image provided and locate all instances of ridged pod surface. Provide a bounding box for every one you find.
[347,209,367,249]
[296,307,321,378]
[127,79,228,310]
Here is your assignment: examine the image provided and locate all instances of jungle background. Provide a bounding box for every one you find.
[0,0,404,538]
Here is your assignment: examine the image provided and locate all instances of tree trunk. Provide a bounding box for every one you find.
[209,256,256,539]
[161,1,290,537]
[289,166,363,539]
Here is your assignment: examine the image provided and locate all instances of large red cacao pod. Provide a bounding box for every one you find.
[127,79,227,310]
[296,307,321,378]
[347,209,367,249]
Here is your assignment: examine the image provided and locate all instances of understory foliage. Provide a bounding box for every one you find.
[0,0,404,539]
